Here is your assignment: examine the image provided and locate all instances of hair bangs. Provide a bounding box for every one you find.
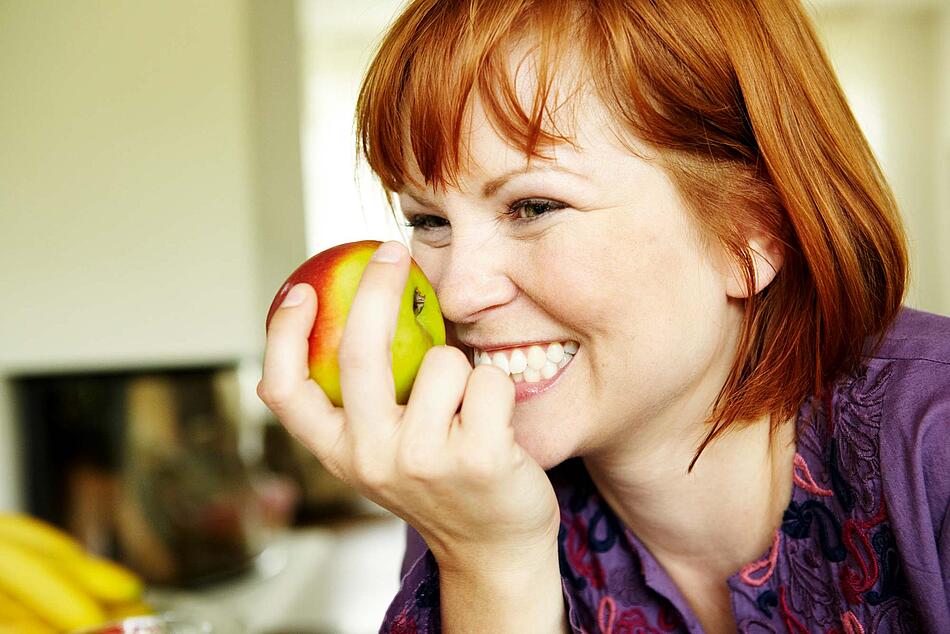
[357,0,592,195]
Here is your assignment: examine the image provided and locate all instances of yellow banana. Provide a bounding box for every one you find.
[0,513,84,560]
[0,540,105,631]
[0,588,40,620]
[0,513,145,605]
[58,552,145,605]
[0,623,58,634]
[0,589,58,633]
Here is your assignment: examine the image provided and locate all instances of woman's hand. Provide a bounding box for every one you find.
[256,241,560,575]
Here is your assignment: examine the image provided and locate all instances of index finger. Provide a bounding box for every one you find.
[259,282,343,455]
[337,241,409,429]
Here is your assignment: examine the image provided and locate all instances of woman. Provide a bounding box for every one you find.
[258,0,949,632]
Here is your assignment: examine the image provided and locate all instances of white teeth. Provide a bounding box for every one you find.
[472,341,578,384]
[490,351,510,375]
[526,345,548,371]
[508,348,528,374]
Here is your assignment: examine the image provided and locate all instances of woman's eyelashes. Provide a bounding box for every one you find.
[503,198,568,221]
[402,198,568,231]
[402,214,448,231]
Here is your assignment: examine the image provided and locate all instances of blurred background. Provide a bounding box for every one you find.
[0,0,947,632]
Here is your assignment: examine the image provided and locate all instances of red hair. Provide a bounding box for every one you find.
[355,0,908,468]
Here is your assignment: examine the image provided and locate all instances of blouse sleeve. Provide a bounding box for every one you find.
[878,353,950,630]
[379,525,441,633]
[380,523,587,633]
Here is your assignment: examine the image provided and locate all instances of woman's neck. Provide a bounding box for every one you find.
[582,412,797,585]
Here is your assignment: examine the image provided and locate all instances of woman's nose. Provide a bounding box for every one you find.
[432,240,518,325]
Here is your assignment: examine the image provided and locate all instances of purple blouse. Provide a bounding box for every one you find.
[381,307,950,633]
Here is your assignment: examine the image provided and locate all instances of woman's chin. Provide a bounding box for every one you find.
[512,423,576,472]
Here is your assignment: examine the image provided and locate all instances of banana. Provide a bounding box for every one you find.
[0,513,145,605]
[0,588,40,620]
[59,553,145,604]
[0,513,85,560]
[0,540,106,631]
[0,623,58,634]
[0,579,62,633]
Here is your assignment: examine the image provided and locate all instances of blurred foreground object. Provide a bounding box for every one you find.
[0,513,151,633]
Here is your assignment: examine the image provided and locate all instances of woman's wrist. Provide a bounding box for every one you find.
[438,545,568,633]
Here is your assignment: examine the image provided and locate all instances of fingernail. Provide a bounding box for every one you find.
[281,283,308,308]
[371,241,404,263]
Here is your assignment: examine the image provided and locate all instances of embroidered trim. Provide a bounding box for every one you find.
[842,610,866,634]
[739,530,781,586]
[779,585,810,634]
[597,595,617,634]
[793,453,834,496]
[841,501,888,604]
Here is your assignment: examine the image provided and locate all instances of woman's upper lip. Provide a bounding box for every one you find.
[458,338,577,353]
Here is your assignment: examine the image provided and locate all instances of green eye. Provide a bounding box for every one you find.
[506,199,567,221]
[403,215,448,231]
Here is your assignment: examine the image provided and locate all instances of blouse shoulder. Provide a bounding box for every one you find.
[861,308,950,512]
[863,306,950,363]
[848,306,950,627]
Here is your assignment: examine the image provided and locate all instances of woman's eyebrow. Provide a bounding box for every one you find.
[481,165,587,198]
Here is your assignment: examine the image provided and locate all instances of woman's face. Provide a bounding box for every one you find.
[397,98,747,471]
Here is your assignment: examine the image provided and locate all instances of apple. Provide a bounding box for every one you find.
[265,240,446,407]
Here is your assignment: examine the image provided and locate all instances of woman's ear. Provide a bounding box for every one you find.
[724,234,785,299]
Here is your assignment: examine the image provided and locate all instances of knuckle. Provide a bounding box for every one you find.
[256,380,292,410]
[396,443,439,481]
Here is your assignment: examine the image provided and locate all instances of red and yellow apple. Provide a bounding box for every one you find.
[265,240,446,407]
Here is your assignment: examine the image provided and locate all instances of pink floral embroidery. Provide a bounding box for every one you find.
[596,595,671,634]
[598,595,617,634]
[793,452,834,496]
[739,530,781,587]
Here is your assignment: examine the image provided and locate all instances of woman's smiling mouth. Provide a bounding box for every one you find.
[473,341,579,401]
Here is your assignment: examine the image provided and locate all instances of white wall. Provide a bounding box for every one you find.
[0,1,259,369]
[298,0,408,255]
[811,1,949,314]
[0,0,307,509]
[936,4,950,305]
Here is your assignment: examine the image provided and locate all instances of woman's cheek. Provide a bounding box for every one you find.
[410,245,444,290]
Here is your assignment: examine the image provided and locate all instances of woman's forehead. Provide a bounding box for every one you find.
[397,90,653,198]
